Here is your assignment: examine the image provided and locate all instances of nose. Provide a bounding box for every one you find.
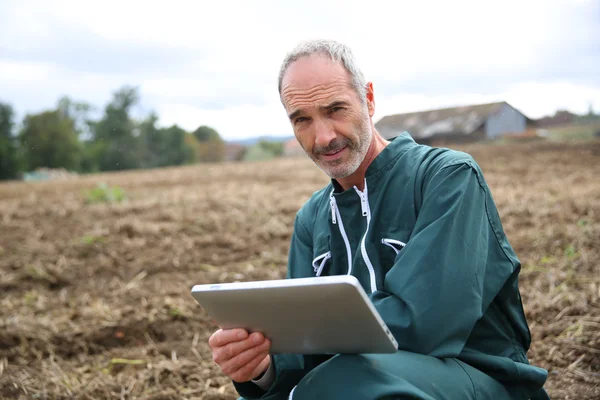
[313,118,336,149]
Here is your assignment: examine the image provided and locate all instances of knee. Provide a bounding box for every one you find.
[298,354,362,390]
[294,355,386,399]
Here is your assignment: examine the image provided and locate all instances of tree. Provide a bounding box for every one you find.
[19,109,82,171]
[90,86,141,171]
[192,125,225,163]
[139,113,196,168]
[192,125,221,142]
[0,102,20,180]
[161,124,196,166]
[57,96,94,140]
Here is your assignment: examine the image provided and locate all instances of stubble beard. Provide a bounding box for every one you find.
[312,116,372,180]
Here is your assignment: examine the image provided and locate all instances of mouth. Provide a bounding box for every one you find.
[320,146,347,161]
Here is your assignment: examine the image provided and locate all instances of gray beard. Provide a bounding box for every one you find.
[314,118,373,180]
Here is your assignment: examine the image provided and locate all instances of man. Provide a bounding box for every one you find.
[208,39,550,400]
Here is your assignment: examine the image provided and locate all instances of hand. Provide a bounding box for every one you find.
[208,328,272,383]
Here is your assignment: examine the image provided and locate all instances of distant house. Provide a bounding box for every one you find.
[283,138,305,157]
[375,101,534,145]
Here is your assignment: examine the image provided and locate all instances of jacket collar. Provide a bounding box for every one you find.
[331,131,417,193]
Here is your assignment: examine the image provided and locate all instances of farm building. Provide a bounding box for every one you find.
[375,101,534,145]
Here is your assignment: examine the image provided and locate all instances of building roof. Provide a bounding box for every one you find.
[375,101,514,140]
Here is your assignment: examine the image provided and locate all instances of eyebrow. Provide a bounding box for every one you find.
[288,100,350,121]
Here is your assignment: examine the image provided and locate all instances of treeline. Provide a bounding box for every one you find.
[0,86,234,181]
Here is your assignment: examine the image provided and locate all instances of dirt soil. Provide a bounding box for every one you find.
[1,139,599,399]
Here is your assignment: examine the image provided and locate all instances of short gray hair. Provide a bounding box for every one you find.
[277,39,367,102]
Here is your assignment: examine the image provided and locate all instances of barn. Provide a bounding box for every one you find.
[375,101,534,145]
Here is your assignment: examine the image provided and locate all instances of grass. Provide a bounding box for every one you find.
[85,182,126,204]
[544,121,600,141]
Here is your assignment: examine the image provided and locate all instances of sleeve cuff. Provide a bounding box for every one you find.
[251,360,275,391]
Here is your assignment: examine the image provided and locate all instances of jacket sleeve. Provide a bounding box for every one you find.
[233,211,325,399]
[369,159,503,358]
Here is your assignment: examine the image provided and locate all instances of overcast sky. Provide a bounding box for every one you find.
[1,0,599,140]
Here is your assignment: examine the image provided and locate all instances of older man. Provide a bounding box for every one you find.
[208,39,550,400]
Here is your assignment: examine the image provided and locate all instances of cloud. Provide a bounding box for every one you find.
[1,0,599,139]
[155,102,291,140]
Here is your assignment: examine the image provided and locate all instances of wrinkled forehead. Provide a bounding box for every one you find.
[280,55,355,110]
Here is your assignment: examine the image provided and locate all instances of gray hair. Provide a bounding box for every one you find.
[277,39,367,103]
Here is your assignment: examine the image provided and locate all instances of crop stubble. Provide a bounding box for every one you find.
[0,139,598,399]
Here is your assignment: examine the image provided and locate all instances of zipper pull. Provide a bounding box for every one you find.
[330,197,337,224]
[359,192,368,217]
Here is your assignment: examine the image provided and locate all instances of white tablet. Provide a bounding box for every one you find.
[190,275,398,354]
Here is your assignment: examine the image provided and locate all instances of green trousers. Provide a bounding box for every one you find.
[240,350,515,400]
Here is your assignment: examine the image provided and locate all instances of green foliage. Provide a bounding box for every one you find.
[192,125,221,142]
[18,109,82,171]
[258,140,284,157]
[242,140,285,162]
[90,86,141,171]
[3,87,233,179]
[564,245,578,260]
[139,114,196,168]
[80,235,104,245]
[243,143,278,161]
[546,121,600,141]
[0,102,21,180]
[85,182,126,204]
[192,125,225,162]
[109,359,145,365]
[79,140,105,173]
[57,96,95,139]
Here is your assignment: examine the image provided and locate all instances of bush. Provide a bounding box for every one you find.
[85,182,126,204]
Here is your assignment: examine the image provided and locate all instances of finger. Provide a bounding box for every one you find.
[223,338,270,378]
[231,351,271,383]
[223,337,270,374]
[213,332,266,364]
[209,328,248,349]
[250,354,271,380]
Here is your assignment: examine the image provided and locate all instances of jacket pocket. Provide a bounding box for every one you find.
[381,238,406,255]
[312,235,331,277]
[312,251,331,276]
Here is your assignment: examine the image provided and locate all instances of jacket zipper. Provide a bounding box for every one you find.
[330,193,353,275]
[354,182,377,293]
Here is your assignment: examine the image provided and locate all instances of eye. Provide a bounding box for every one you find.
[294,117,309,125]
[329,106,343,114]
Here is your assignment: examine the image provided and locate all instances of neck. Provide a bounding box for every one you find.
[335,130,389,191]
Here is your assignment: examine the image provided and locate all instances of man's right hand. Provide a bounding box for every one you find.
[208,328,272,383]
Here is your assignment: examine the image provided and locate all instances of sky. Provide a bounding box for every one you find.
[1,0,599,140]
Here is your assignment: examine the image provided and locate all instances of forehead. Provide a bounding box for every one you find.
[280,54,355,110]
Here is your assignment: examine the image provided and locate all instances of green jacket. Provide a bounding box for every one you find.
[234,132,549,399]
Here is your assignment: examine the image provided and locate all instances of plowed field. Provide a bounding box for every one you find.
[1,139,599,399]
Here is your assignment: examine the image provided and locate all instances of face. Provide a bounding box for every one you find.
[280,54,375,179]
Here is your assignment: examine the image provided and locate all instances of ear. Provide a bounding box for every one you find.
[366,82,375,117]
